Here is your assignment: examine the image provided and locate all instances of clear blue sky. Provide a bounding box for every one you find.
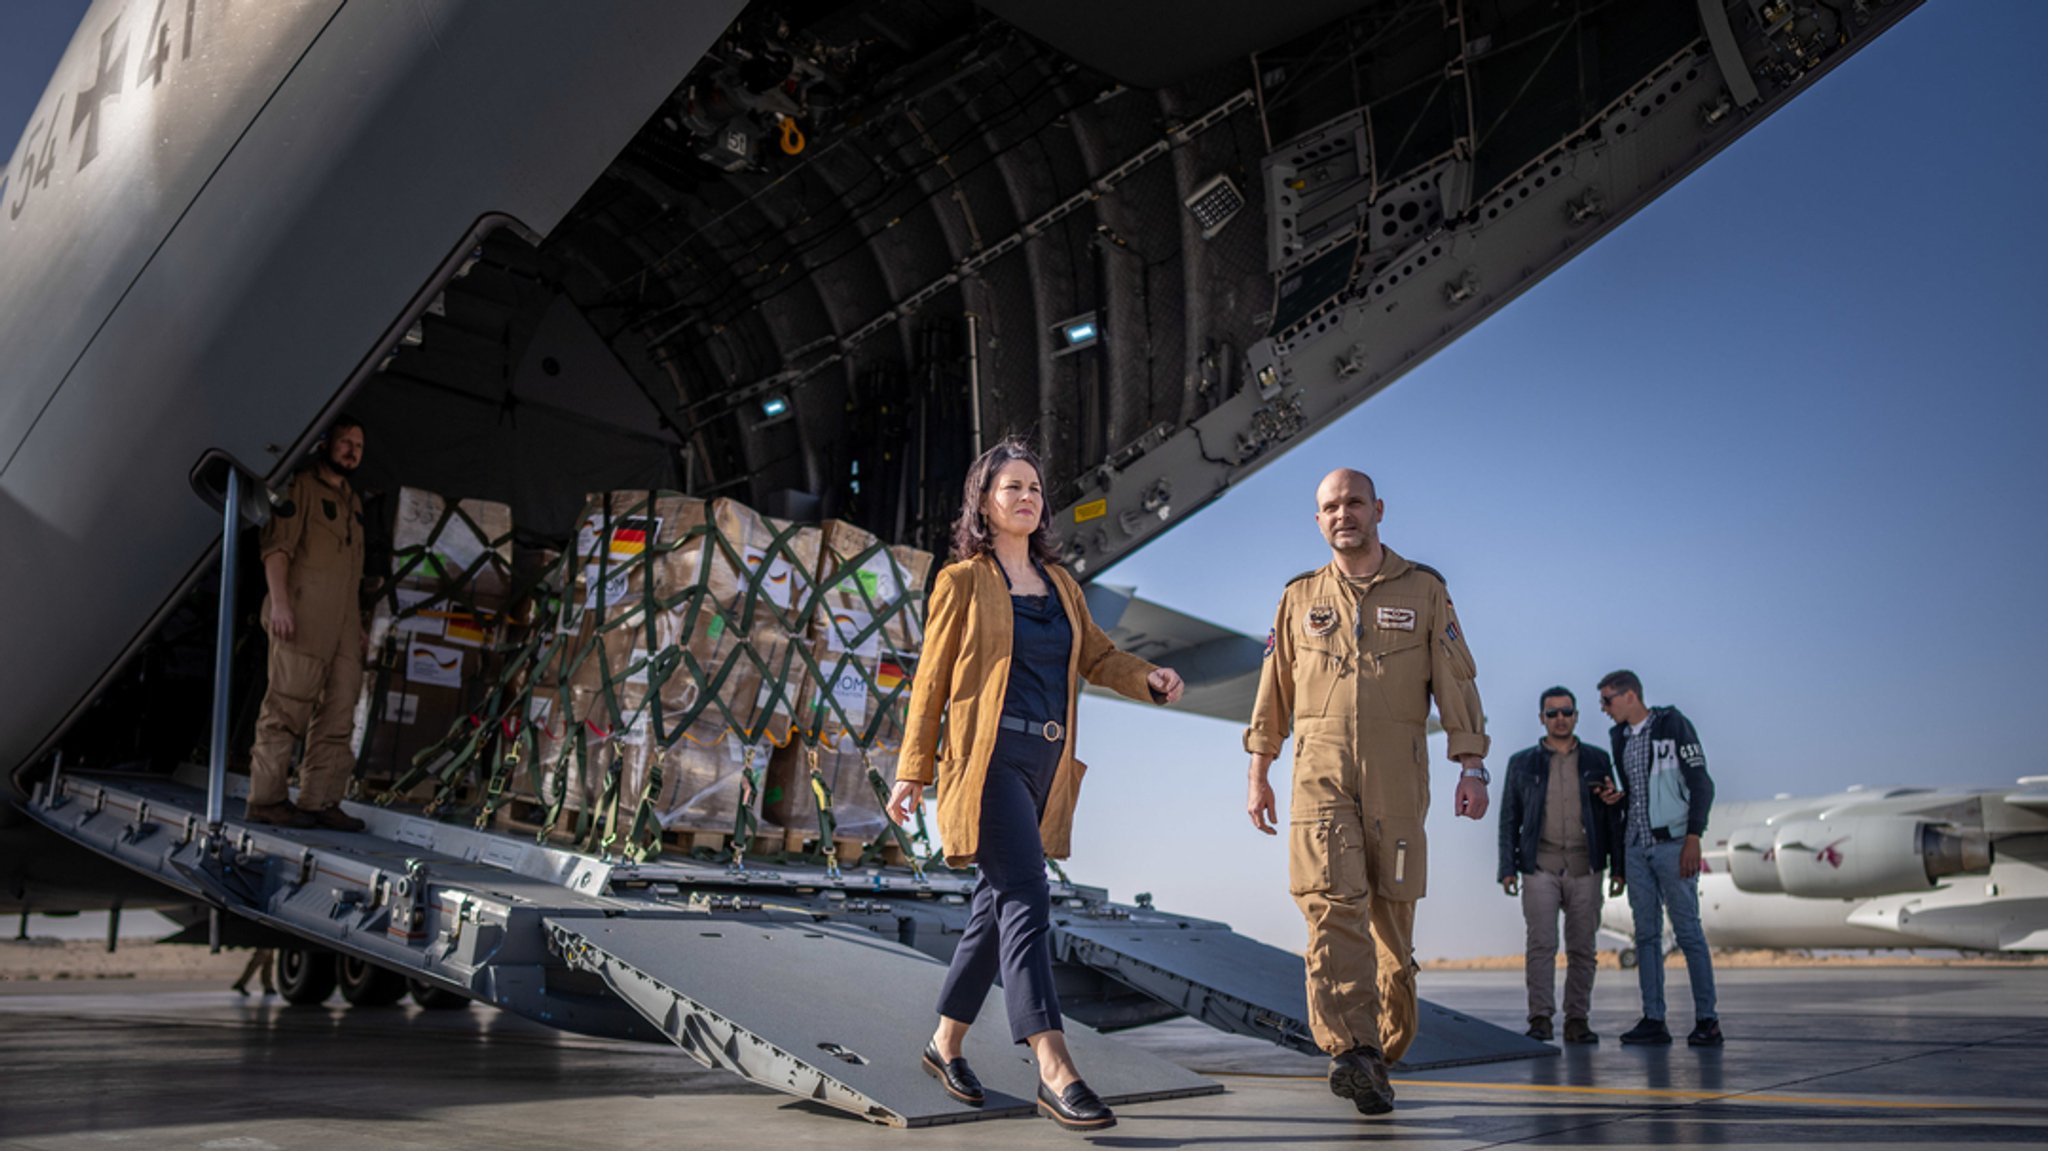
[7,2,2045,959]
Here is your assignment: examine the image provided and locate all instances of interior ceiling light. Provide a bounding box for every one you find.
[1050,311,1101,357]
[1185,174,1245,239]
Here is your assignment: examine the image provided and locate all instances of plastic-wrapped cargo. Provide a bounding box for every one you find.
[521,493,822,854]
[706,498,821,637]
[812,519,932,656]
[389,486,516,601]
[351,488,515,794]
[767,638,912,850]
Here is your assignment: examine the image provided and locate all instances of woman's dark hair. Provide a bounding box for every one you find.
[950,436,1063,565]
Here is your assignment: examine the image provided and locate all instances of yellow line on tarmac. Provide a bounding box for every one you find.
[1224,1075,1990,1111]
[1392,1079,1985,1110]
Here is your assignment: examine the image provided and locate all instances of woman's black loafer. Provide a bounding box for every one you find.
[1037,1078,1116,1130]
[921,1041,985,1105]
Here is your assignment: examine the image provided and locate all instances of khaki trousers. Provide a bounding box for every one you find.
[249,637,364,811]
[1520,868,1601,1021]
[1289,719,1428,1062]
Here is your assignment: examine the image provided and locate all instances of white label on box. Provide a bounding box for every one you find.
[743,549,799,610]
[391,587,444,637]
[582,565,634,611]
[406,638,464,689]
[823,664,869,728]
[625,648,651,687]
[577,514,662,563]
[822,608,880,659]
[848,561,901,607]
[528,696,553,727]
[384,692,420,726]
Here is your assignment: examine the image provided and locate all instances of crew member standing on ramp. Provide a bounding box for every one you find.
[245,416,368,832]
[1244,468,1490,1116]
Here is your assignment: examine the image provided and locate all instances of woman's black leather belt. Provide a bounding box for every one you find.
[998,716,1064,742]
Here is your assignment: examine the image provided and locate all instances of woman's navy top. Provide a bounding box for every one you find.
[998,562,1071,725]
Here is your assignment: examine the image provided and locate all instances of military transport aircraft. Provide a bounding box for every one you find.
[0,0,1925,1126]
[1604,780,2048,962]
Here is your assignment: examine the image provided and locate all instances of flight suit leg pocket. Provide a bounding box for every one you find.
[1289,807,1367,899]
[1374,818,1427,901]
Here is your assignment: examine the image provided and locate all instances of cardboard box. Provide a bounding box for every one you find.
[812,520,933,656]
[766,639,911,845]
[390,487,515,600]
[706,498,821,638]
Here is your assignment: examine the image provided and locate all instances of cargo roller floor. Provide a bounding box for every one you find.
[544,915,1221,1126]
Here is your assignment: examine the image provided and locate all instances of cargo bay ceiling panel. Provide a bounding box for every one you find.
[359,0,1918,569]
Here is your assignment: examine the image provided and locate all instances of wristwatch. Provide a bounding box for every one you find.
[1459,764,1490,785]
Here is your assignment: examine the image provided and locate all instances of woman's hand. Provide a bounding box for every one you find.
[886,779,924,826]
[1147,666,1185,705]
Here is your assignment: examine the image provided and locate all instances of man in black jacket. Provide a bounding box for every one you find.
[1498,687,1622,1044]
[1596,669,1721,1047]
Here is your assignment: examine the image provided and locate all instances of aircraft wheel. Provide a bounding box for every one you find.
[1618,947,1638,970]
[338,956,409,1007]
[277,945,339,1005]
[409,979,472,1010]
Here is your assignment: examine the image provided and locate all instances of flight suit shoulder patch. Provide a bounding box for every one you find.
[1284,569,1320,588]
[1408,561,1447,587]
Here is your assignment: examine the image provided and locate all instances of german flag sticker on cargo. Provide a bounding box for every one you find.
[876,661,906,692]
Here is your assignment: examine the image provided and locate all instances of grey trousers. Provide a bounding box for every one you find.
[1520,868,1602,1020]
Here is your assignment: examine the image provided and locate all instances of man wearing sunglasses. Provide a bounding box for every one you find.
[1595,669,1720,1048]
[1498,687,1623,1044]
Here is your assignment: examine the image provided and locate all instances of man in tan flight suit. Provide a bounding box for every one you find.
[1245,468,1490,1116]
[246,416,369,831]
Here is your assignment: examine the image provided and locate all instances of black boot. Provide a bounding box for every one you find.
[1328,1046,1395,1115]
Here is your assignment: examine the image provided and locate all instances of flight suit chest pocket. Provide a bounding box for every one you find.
[1288,810,1367,898]
[1292,598,1351,717]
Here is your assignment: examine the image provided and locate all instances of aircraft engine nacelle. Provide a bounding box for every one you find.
[1770,817,1992,899]
[1725,825,1784,894]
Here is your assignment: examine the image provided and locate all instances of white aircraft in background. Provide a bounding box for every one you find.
[1603,779,2048,963]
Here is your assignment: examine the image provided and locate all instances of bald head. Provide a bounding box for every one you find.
[1316,468,1376,505]
[1314,469,1383,556]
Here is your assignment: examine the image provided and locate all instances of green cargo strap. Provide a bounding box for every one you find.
[729,745,760,872]
[864,760,925,882]
[1046,858,1071,886]
[807,744,840,880]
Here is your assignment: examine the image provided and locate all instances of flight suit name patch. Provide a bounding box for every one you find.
[1303,605,1338,637]
[322,498,338,520]
[1376,607,1416,631]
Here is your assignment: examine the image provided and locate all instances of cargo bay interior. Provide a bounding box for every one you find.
[2,0,1919,1125]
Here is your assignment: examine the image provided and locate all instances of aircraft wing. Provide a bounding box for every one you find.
[1079,585,1263,727]
[1078,583,1448,736]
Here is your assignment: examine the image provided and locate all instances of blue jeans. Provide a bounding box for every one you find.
[1624,837,1716,1022]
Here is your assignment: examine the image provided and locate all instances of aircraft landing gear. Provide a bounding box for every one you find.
[408,979,472,1010]
[338,955,409,1007]
[277,945,338,1005]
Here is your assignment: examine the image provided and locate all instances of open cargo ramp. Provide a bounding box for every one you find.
[545,915,1217,1126]
[1056,918,1554,1069]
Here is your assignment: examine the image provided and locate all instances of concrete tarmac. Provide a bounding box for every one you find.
[2,967,2043,1148]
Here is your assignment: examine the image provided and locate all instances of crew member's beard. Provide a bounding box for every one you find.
[326,450,360,477]
[1328,529,1374,554]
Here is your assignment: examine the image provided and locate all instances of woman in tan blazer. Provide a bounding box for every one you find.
[887,437,1184,1131]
